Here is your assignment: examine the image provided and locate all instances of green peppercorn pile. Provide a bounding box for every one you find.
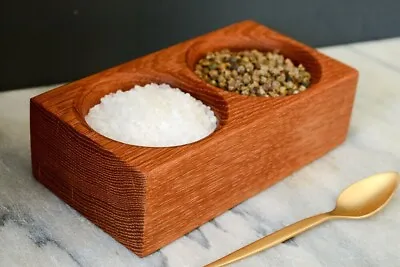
[194,49,311,97]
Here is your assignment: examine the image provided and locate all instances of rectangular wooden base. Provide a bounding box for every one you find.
[30,20,358,256]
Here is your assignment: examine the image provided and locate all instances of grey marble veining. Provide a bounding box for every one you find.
[1,38,400,267]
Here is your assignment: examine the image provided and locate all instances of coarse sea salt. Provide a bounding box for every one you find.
[85,83,218,147]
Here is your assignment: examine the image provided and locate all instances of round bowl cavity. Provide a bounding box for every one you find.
[75,71,227,148]
[186,36,322,97]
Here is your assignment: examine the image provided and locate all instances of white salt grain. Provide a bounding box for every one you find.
[85,83,218,147]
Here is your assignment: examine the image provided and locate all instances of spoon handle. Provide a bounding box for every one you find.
[205,213,330,267]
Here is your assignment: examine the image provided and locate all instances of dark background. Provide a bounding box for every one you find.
[1,0,399,91]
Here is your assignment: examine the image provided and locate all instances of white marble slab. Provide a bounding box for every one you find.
[348,38,400,70]
[1,38,400,267]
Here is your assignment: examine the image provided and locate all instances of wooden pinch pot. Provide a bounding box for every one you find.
[30,20,359,257]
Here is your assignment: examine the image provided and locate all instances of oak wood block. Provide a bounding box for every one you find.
[30,20,359,257]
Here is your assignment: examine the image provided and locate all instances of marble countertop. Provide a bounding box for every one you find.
[1,38,400,267]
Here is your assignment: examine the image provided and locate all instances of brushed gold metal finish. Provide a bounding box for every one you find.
[205,172,399,267]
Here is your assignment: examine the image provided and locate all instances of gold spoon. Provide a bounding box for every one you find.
[205,172,399,267]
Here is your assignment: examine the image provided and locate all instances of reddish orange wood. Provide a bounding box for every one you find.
[30,20,359,257]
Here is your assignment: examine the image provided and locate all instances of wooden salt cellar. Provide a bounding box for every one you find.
[30,20,358,257]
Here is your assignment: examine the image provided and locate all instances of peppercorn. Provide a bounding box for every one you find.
[218,75,226,84]
[252,71,260,82]
[286,81,294,89]
[223,70,231,79]
[195,70,202,77]
[209,63,218,70]
[269,91,279,97]
[219,82,227,88]
[243,73,251,85]
[235,80,243,89]
[202,67,210,74]
[231,70,238,78]
[237,65,246,74]
[257,88,267,96]
[241,90,250,96]
[277,73,286,83]
[259,76,267,84]
[209,70,219,79]
[279,86,287,96]
[285,58,294,67]
[229,57,238,64]
[245,62,254,72]
[301,81,310,87]
[260,65,270,75]
[240,85,250,94]
[205,53,214,60]
[201,59,210,67]
[272,81,280,90]
[194,48,311,97]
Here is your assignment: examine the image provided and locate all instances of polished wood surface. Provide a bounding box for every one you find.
[30,20,359,257]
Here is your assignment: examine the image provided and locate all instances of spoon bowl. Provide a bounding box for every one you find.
[331,172,399,218]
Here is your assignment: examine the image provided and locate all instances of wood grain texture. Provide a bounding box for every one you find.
[29,20,359,257]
